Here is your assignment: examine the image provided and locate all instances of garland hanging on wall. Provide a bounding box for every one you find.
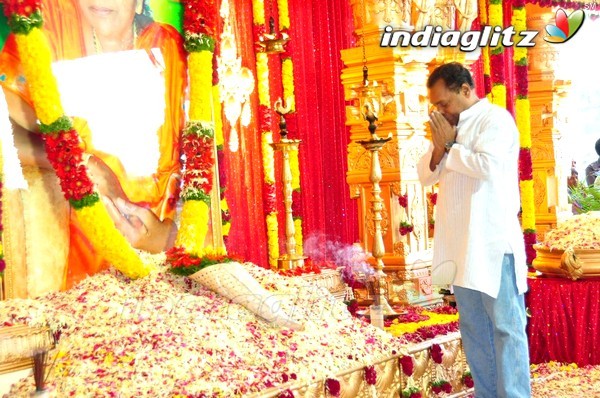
[487,0,506,107]
[512,0,537,264]
[252,0,280,268]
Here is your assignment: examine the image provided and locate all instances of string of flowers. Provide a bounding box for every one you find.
[512,0,537,265]
[478,0,492,96]
[3,0,152,279]
[172,0,224,261]
[488,0,506,107]
[278,0,304,257]
[398,193,414,236]
[252,0,280,268]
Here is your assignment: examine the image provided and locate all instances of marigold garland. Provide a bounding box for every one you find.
[512,4,536,264]
[488,0,505,108]
[277,0,290,30]
[281,58,296,112]
[170,1,223,267]
[5,1,150,278]
[252,0,280,268]
[520,180,536,231]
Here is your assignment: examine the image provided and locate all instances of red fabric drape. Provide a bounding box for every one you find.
[225,0,358,266]
[286,0,358,244]
[527,277,600,366]
[224,0,358,266]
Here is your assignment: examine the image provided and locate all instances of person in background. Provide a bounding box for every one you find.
[0,0,187,290]
[585,138,600,186]
[417,62,531,398]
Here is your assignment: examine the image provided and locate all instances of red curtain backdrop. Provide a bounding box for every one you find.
[224,0,359,266]
[527,277,600,366]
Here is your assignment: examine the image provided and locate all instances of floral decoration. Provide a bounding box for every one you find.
[255,44,279,267]
[400,221,414,236]
[1,265,403,396]
[401,386,422,398]
[512,2,536,265]
[325,378,341,397]
[399,355,414,376]
[398,193,408,208]
[462,370,474,388]
[166,247,236,276]
[278,390,295,398]
[430,343,443,364]
[385,306,459,343]
[431,379,453,395]
[5,0,150,278]
[172,0,223,264]
[365,365,377,385]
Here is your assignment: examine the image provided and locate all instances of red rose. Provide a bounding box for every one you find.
[365,365,377,385]
[325,378,340,397]
[399,355,414,376]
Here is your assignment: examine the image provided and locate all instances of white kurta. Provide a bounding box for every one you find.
[417,99,528,298]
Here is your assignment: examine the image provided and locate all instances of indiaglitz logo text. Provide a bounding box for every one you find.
[380,25,538,51]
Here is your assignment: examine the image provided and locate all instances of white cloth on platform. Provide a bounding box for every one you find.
[417,99,527,298]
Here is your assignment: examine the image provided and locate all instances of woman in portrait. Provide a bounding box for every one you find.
[0,0,187,293]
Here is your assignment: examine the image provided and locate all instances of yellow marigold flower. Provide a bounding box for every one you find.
[76,201,153,279]
[262,132,275,184]
[189,51,214,122]
[277,0,290,30]
[256,53,270,107]
[252,0,265,25]
[176,200,210,257]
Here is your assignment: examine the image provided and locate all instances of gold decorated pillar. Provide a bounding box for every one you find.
[342,0,465,305]
[526,4,564,237]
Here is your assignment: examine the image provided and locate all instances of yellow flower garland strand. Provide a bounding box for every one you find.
[386,311,459,338]
[512,5,536,236]
[177,49,215,253]
[14,27,149,278]
[253,0,279,267]
[488,1,505,108]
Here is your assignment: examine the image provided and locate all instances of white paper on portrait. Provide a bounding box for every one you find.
[52,49,165,177]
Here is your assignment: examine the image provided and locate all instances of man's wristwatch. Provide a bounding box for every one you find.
[444,141,455,153]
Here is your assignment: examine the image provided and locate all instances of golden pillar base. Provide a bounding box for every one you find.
[277,255,306,271]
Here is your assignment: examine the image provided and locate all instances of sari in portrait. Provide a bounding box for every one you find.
[0,0,187,294]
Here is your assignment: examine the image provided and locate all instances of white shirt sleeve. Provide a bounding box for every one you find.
[417,143,444,186]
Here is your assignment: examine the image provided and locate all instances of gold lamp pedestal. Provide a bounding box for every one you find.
[271,98,306,270]
[359,137,391,276]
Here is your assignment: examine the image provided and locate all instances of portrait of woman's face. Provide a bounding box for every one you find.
[77,0,139,40]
